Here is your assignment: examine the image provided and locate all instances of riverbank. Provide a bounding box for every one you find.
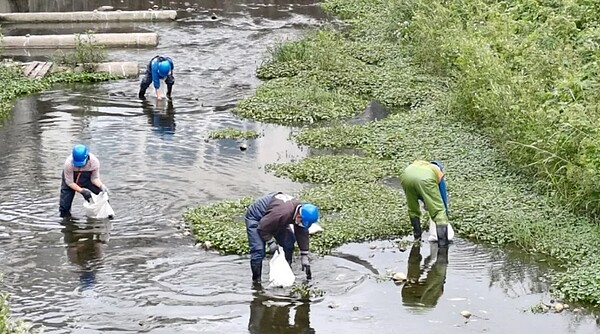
[184,0,600,305]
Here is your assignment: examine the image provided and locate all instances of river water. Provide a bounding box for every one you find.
[0,1,599,333]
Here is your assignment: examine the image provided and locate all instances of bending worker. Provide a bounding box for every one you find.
[245,192,320,283]
[400,160,450,247]
[59,144,109,218]
[138,55,175,100]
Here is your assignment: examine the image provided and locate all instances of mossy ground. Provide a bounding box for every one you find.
[185,0,600,305]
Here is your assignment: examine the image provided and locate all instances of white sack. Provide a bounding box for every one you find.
[269,247,295,287]
[83,192,115,219]
[427,219,454,242]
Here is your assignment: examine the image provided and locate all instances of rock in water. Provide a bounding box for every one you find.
[239,143,248,151]
[392,272,407,282]
[554,303,564,312]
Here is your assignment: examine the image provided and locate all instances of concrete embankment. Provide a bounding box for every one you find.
[56,62,141,78]
[2,33,159,49]
[0,10,177,23]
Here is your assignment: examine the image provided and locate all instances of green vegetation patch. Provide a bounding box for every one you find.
[208,128,260,140]
[233,76,366,125]
[0,291,38,333]
[184,181,408,256]
[0,65,117,117]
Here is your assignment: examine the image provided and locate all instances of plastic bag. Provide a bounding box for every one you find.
[269,247,295,287]
[427,219,454,242]
[308,223,324,235]
[83,192,115,219]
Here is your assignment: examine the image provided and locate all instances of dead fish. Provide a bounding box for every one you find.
[460,310,472,319]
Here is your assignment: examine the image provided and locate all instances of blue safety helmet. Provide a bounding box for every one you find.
[300,204,319,229]
[72,144,89,167]
[157,60,172,77]
[430,160,443,171]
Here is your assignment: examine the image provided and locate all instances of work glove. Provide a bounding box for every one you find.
[80,188,93,202]
[266,238,279,255]
[100,184,110,195]
[301,251,312,280]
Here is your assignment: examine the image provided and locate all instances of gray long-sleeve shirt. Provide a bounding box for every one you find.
[254,193,309,252]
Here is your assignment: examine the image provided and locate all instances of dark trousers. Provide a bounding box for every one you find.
[245,218,295,263]
[138,64,175,98]
[59,171,101,217]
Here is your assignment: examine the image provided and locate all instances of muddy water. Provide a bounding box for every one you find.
[0,1,599,333]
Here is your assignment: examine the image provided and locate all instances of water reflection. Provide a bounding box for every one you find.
[61,218,111,291]
[141,99,176,139]
[401,243,449,308]
[249,286,315,334]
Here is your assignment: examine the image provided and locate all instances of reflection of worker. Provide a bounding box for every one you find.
[62,219,111,291]
[59,144,109,218]
[401,243,449,308]
[245,192,319,283]
[400,160,450,246]
[142,99,176,137]
[138,55,175,99]
[248,288,315,334]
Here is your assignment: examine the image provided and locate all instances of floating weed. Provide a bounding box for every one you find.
[233,76,366,125]
[184,181,410,256]
[208,128,260,140]
[266,155,394,184]
[290,283,325,300]
[183,196,254,255]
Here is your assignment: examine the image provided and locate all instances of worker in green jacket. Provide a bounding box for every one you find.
[400,160,450,247]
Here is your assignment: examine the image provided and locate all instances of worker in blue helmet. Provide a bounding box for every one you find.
[400,160,450,247]
[59,144,109,218]
[138,55,175,100]
[244,192,319,283]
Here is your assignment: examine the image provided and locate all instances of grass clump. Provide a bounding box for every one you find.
[53,31,107,73]
[208,128,260,140]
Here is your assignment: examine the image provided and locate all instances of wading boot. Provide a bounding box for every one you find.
[166,85,173,99]
[436,224,449,248]
[250,260,262,283]
[410,217,422,240]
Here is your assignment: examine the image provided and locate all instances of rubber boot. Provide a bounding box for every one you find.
[410,217,422,240]
[250,260,262,283]
[436,224,449,248]
[166,84,173,99]
[138,86,147,99]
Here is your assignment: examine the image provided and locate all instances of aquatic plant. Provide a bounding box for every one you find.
[0,290,40,333]
[208,128,260,140]
[53,30,108,72]
[290,283,325,300]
